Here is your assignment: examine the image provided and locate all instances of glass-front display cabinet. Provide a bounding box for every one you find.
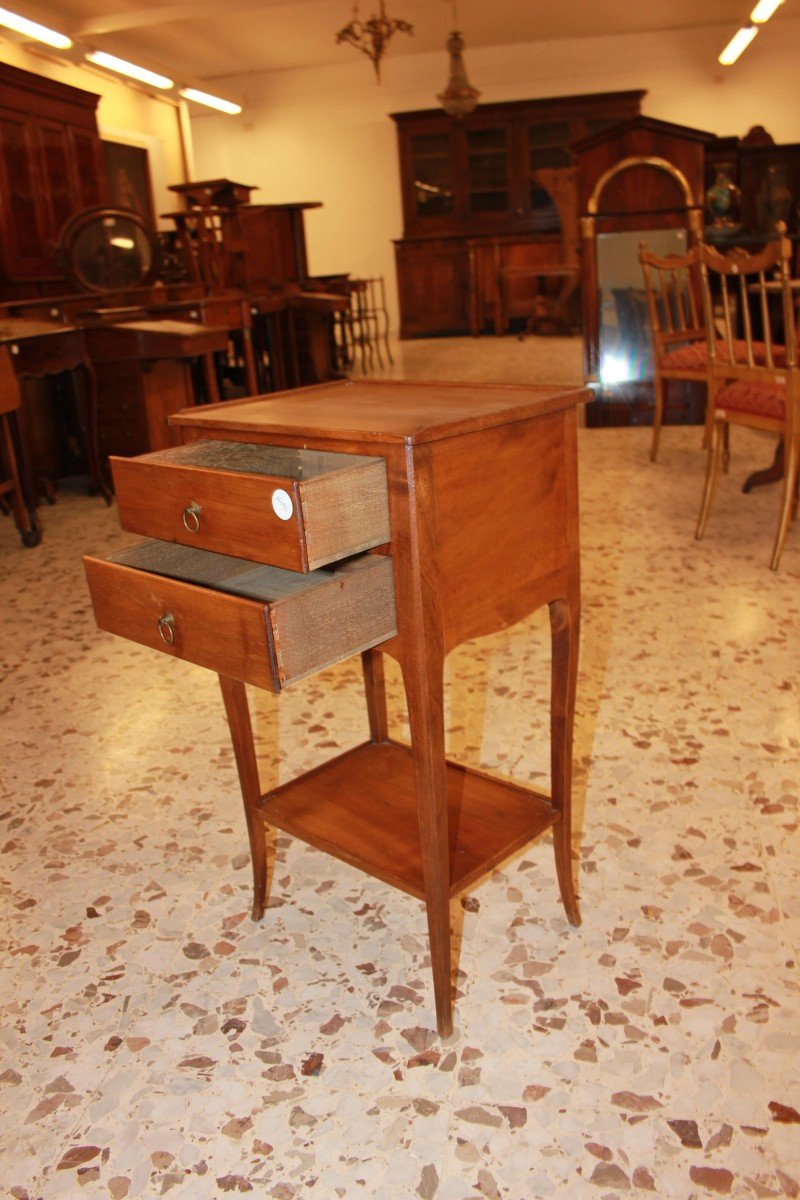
[391,91,645,337]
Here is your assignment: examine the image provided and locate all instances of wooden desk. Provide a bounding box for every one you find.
[141,293,259,398]
[0,319,107,544]
[85,379,587,1035]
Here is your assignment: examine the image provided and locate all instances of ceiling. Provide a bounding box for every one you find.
[8,0,783,85]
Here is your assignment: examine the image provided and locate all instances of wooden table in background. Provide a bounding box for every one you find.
[0,318,106,545]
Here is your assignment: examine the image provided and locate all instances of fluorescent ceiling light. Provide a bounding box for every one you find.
[0,6,71,48]
[718,25,758,65]
[750,0,783,22]
[180,87,242,115]
[86,50,172,89]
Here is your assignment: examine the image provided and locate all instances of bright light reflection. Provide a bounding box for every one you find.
[0,7,71,48]
[110,237,135,250]
[86,50,173,89]
[719,26,758,65]
[600,353,634,386]
[750,0,783,22]
[179,87,242,115]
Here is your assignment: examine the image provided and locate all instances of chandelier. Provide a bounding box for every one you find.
[438,3,480,117]
[336,1,414,83]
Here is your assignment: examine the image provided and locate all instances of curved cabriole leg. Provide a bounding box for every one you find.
[696,418,725,542]
[218,674,269,921]
[549,597,581,927]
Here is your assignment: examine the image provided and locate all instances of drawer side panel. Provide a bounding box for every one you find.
[301,459,390,570]
[270,556,397,686]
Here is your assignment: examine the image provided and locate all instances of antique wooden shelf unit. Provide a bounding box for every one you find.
[85,379,587,1036]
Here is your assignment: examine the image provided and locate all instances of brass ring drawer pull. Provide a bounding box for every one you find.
[157,613,175,645]
[182,502,202,533]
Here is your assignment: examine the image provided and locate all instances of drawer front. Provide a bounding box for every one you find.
[84,555,277,690]
[111,441,390,572]
[84,548,396,691]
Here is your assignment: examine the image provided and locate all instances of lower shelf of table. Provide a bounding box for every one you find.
[259,738,557,900]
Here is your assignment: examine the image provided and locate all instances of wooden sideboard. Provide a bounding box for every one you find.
[84,378,588,1036]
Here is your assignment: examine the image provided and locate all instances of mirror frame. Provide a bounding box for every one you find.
[56,206,161,294]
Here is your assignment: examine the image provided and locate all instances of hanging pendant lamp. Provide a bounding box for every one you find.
[438,2,480,117]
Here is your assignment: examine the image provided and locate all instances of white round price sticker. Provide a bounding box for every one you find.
[271,488,294,521]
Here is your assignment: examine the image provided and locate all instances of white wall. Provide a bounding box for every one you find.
[190,16,800,335]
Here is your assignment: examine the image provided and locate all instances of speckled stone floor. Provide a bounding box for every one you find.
[1,338,798,1200]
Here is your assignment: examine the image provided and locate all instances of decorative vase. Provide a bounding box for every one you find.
[706,165,741,229]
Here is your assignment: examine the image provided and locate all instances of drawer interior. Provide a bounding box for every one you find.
[135,439,383,482]
[108,539,376,603]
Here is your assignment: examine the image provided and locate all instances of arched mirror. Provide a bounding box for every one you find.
[56,207,160,293]
[580,156,702,426]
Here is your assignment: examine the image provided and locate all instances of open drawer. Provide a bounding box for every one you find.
[84,541,396,692]
[111,440,390,572]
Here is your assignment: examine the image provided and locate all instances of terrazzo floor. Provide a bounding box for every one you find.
[1,337,799,1200]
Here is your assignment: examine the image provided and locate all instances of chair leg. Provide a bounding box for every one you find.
[650,375,664,462]
[696,418,725,542]
[770,435,798,571]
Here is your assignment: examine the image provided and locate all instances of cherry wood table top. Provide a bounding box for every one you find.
[170,378,590,446]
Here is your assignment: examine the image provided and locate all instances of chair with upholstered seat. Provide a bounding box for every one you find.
[695,225,798,570]
[639,243,708,462]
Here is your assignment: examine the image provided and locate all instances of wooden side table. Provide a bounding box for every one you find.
[86,379,587,1036]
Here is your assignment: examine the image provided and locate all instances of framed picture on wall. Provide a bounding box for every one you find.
[102,140,156,228]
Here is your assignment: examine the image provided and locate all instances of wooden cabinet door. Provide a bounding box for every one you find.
[70,129,106,209]
[0,114,49,278]
[38,121,77,238]
[395,240,469,337]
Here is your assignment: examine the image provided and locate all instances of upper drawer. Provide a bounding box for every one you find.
[111,440,390,572]
[84,541,396,692]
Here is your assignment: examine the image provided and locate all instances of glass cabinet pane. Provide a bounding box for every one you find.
[529,122,571,172]
[410,133,455,217]
[467,128,509,213]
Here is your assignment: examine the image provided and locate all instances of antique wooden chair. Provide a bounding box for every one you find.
[638,242,708,462]
[695,226,798,570]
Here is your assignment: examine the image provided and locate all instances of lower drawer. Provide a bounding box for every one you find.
[84,542,396,691]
